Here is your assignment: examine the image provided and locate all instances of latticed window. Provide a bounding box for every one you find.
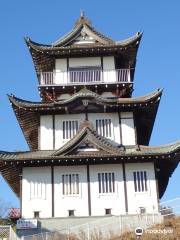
[133,171,148,192]
[63,120,78,140]
[30,181,46,199]
[62,174,80,195]
[96,119,112,138]
[98,172,115,194]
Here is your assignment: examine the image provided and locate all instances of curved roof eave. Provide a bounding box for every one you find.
[25,31,142,52]
[8,88,163,110]
[115,31,143,46]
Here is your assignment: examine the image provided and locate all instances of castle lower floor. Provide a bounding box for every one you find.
[21,162,159,218]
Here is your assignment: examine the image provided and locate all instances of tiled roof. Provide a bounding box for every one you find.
[52,121,124,156]
[24,15,142,74]
[25,14,142,50]
[52,15,114,47]
[1,141,180,161]
[25,32,142,54]
[0,118,180,161]
[8,88,162,150]
[8,88,162,110]
[0,131,179,198]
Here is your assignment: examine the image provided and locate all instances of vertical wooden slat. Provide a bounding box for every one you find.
[144,171,148,191]
[112,172,115,193]
[102,173,105,193]
[76,174,79,194]
[109,173,112,193]
[98,173,101,193]
[133,172,137,192]
[140,171,144,191]
[137,171,141,191]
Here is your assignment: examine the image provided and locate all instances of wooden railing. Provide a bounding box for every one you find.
[39,69,132,85]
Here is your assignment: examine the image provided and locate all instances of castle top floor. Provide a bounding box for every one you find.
[25,13,142,100]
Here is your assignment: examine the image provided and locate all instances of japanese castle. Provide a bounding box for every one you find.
[0,14,179,219]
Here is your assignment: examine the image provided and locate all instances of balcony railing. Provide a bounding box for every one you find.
[38,69,132,86]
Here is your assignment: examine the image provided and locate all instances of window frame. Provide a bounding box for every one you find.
[62,119,79,142]
[61,173,81,197]
[133,170,149,194]
[95,118,114,140]
[30,180,46,200]
[98,172,116,196]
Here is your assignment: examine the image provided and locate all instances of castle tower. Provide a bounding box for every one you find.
[0,14,179,222]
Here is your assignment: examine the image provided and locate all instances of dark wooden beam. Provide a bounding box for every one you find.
[133,112,138,145]
[118,112,123,145]
[122,163,128,213]
[87,165,91,216]
[52,115,55,149]
[154,162,160,211]
[51,166,54,217]
[67,58,69,71]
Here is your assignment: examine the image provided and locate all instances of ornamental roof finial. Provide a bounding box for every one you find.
[80,10,85,18]
[75,11,92,27]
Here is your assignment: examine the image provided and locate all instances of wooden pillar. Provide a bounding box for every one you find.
[67,58,69,71]
[122,163,128,213]
[85,106,88,121]
[101,56,104,83]
[51,166,54,217]
[87,165,91,216]
[101,56,104,70]
[118,112,123,145]
[133,112,138,145]
[154,161,160,211]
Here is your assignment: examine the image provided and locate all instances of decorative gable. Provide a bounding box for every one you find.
[52,120,124,156]
[52,14,114,47]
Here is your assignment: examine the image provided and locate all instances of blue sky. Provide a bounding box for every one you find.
[0,1,179,208]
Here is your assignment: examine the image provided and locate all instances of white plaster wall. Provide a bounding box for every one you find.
[126,162,158,214]
[121,112,136,145]
[55,113,85,149]
[69,57,101,67]
[39,112,136,150]
[103,56,116,83]
[88,112,121,144]
[40,115,53,150]
[55,59,68,84]
[55,56,117,84]
[90,164,126,216]
[22,167,52,218]
[54,166,89,217]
